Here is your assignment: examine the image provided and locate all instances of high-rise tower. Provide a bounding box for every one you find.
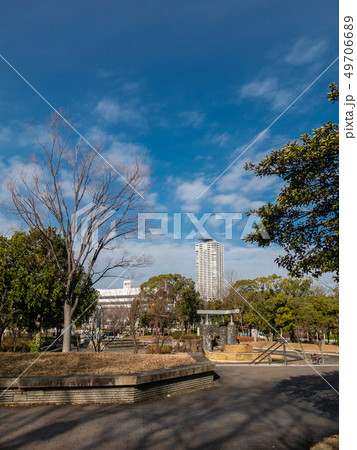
[195,239,224,300]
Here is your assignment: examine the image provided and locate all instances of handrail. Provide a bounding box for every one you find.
[250,341,285,365]
[249,341,279,364]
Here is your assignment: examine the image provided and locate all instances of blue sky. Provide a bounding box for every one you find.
[0,0,339,287]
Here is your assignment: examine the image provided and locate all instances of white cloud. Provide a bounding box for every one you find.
[175,178,207,212]
[0,212,21,236]
[95,99,121,122]
[240,78,278,99]
[105,141,148,167]
[209,132,232,147]
[212,193,264,211]
[93,237,196,288]
[94,236,288,288]
[224,243,288,280]
[178,110,205,127]
[285,38,328,66]
[95,98,146,127]
[0,123,49,149]
[240,77,295,110]
[215,159,280,197]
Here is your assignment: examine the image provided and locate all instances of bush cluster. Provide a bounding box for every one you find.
[0,337,31,352]
[171,331,198,340]
[146,344,172,354]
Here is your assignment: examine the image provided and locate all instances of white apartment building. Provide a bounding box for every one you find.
[195,239,224,301]
[97,279,140,309]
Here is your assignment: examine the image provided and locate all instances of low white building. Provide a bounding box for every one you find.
[97,280,140,309]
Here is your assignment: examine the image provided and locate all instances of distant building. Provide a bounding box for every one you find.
[195,239,224,301]
[97,279,140,309]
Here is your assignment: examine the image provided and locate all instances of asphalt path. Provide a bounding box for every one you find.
[0,365,338,449]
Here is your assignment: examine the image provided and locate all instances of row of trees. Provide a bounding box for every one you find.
[210,274,338,345]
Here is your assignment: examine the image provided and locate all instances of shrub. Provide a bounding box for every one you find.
[0,336,31,352]
[171,331,182,340]
[146,344,172,354]
[171,331,199,340]
[29,336,47,353]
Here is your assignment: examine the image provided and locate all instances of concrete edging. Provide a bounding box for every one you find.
[0,355,215,406]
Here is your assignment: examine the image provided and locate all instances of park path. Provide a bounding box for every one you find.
[0,366,338,449]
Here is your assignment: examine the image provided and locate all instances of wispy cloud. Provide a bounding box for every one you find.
[96,68,115,78]
[209,132,232,147]
[285,38,328,65]
[178,110,205,127]
[95,98,147,127]
[239,77,295,110]
[0,123,49,148]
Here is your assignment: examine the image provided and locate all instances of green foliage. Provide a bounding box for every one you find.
[171,331,198,340]
[327,82,339,102]
[216,274,338,342]
[0,228,97,338]
[29,335,46,353]
[244,84,339,280]
[141,273,203,327]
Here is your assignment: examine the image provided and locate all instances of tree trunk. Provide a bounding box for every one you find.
[0,328,4,348]
[62,303,72,352]
[131,329,138,354]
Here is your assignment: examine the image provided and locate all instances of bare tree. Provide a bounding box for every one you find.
[80,306,128,352]
[102,306,128,336]
[6,114,149,352]
[129,297,144,354]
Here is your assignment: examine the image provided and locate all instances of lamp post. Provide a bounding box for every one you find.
[142,303,173,354]
[96,305,102,341]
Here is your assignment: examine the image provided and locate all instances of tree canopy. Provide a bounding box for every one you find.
[141,273,203,330]
[244,84,339,280]
[0,228,97,344]
[210,274,338,344]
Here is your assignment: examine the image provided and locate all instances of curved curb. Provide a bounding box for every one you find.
[0,355,215,406]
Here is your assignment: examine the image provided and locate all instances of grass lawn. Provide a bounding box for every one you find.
[0,353,196,378]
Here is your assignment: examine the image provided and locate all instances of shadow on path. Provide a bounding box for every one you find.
[0,367,339,449]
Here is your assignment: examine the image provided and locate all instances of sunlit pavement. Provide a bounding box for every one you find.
[0,366,338,449]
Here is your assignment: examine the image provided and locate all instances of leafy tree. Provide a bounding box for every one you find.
[295,294,339,347]
[244,84,339,280]
[141,274,203,334]
[0,228,97,346]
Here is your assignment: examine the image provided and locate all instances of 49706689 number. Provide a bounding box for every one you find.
[344,16,354,79]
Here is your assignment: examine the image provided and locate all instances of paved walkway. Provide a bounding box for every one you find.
[0,366,338,449]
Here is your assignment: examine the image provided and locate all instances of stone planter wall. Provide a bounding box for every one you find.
[171,338,203,353]
[0,356,215,406]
